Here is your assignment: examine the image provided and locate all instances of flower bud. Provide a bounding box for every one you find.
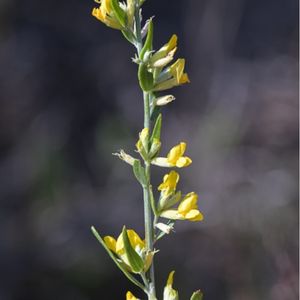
[149,138,161,159]
[155,222,174,234]
[190,290,204,300]
[163,271,179,300]
[155,95,175,106]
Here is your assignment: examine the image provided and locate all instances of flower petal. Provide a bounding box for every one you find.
[151,157,173,167]
[178,192,198,214]
[103,235,117,253]
[184,209,204,221]
[175,156,192,167]
[160,209,183,220]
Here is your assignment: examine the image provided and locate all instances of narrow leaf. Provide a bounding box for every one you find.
[90,226,145,291]
[133,159,147,186]
[122,226,144,273]
[150,113,162,142]
[140,19,153,60]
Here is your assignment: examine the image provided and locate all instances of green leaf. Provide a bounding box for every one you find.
[138,62,154,91]
[150,113,162,142]
[190,290,204,300]
[90,226,146,291]
[122,226,144,273]
[111,0,126,28]
[133,159,147,186]
[140,19,153,60]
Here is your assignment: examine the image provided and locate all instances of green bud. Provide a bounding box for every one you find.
[158,191,181,212]
[149,138,161,159]
[190,290,204,300]
[163,271,179,300]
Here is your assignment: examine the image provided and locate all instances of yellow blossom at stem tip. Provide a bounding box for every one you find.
[92,0,123,30]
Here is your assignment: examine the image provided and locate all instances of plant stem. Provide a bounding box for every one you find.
[134,3,156,298]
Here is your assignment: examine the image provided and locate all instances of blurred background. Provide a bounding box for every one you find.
[0,0,298,299]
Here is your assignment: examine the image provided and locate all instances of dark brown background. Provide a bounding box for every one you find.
[0,0,298,299]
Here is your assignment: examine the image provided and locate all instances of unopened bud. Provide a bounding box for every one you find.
[155,223,174,234]
[155,95,175,106]
[149,138,161,159]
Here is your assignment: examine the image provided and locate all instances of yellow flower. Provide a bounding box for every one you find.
[104,229,153,272]
[158,170,179,196]
[160,192,204,222]
[152,142,192,168]
[154,59,190,91]
[92,0,123,30]
[126,291,139,300]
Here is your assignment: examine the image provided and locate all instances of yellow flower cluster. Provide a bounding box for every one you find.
[158,171,203,222]
[92,0,135,30]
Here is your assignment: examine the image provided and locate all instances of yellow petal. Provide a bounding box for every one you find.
[185,209,204,221]
[158,171,179,192]
[116,229,145,254]
[92,7,106,23]
[126,291,138,300]
[103,236,117,253]
[178,192,198,214]
[127,229,145,249]
[170,59,185,83]
[102,0,112,15]
[175,156,192,167]
[167,143,186,165]
[179,73,190,84]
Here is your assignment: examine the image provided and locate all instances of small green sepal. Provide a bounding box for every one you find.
[140,19,153,60]
[150,113,162,142]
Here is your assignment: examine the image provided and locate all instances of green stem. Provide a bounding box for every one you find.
[134,3,156,298]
